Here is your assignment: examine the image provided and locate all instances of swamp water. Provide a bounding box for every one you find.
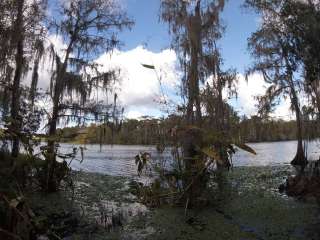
[39,141,320,239]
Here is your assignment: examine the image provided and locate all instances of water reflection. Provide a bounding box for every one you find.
[59,140,320,177]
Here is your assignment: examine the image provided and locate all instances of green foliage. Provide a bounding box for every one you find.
[0,150,72,193]
[201,147,225,166]
[55,113,317,145]
[244,0,315,166]
[135,152,151,176]
[131,119,257,207]
[234,143,257,155]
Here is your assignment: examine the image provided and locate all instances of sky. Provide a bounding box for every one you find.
[119,0,256,72]
[107,0,292,119]
[34,0,293,120]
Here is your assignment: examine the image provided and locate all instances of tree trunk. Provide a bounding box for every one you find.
[216,69,224,131]
[11,0,24,159]
[283,51,307,167]
[185,0,202,125]
[215,70,230,169]
[46,98,59,192]
[311,80,320,116]
[45,46,72,192]
[182,0,203,205]
[290,84,307,167]
[29,57,40,106]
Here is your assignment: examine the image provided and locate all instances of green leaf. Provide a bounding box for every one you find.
[141,64,155,69]
[201,147,226,165]
[135,154,140,165]
[234,143,257,155]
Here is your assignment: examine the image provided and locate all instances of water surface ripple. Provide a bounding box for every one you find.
[59,140,320,177]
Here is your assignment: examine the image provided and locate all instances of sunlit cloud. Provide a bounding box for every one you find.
[24,36,296,120]
[94,46,179,118]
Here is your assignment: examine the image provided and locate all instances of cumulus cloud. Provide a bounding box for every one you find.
[95,47,293,120]
[23,37,179,119]
[94,46,179,117]
[233,73,267,116]
[22,34,67,90]
[23,36,295,120]
[271,99,293,120]
[233,73,294,120]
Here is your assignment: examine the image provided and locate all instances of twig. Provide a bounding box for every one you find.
[1,195,28,223]
[179,159,215,201]
[148,191,180,200]
[184,198,189,217]
[49,230,63,240]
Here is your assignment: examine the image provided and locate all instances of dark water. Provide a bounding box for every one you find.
[59,140,320,176]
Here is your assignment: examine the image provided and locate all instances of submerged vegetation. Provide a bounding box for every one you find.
[0,0,320,239]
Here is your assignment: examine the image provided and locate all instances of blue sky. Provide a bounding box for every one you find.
[109,0,281,119]
[41,0,291,120]
[119,0,259,73]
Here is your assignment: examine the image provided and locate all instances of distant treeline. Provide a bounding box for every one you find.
[239,116,316,143]
[57,115,320,145]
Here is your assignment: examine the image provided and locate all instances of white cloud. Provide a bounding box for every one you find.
[126,110,143,119]
[22,34,67,90]
[23,37,296,120]
[94,46,179,118]
[271,99,293,120]
[233,73,294,120]
[47,34,67,59]
[233,73,267,116]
